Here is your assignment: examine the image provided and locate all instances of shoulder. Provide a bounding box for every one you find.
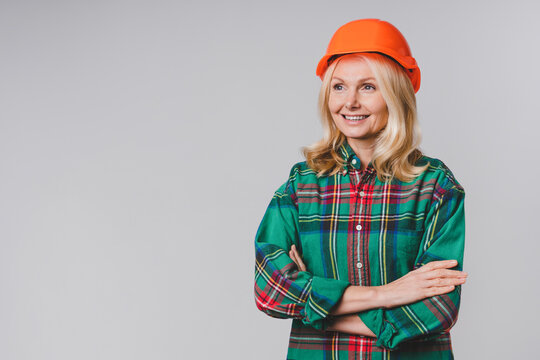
[415,155,465,195]
[287,161,318,179]
[275,161,318,196]
[288,161,320,183]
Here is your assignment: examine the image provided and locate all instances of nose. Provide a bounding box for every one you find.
[345,89,360,110]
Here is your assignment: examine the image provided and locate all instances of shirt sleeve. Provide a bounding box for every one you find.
[358,183,466,350]
[254,178,351,331]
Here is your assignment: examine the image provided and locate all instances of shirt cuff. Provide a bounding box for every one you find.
[300,276,350,330]
[358,308,399,350]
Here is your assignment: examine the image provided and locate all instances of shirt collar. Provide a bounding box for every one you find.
[338,139,375,173]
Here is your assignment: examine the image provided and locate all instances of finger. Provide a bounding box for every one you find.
[417,260,459,272]
[291,245,307,271]
[290,245,300,261]
[291,250,306,271]
[297,258,307,272]
[289,252,301,270]
[428,277,467,287]
[289,248,305,271]
[426,285,455,297]
[424,269,468,280]
[289,249,300,266]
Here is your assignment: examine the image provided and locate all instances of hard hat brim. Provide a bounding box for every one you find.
[316,50,421,93]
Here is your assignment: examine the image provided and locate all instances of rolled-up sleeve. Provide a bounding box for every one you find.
[254,179,350,330]
[358,184,466,350]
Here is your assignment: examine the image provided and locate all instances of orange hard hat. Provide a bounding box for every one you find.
[316,19,421,93]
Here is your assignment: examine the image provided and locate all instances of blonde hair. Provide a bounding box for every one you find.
[302,52,429,183]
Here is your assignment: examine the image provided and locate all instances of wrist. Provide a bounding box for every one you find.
[351,285,386,309]
[331,285,389,315]
[374,285,389,309]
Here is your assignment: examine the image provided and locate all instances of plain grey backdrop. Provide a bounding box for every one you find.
[1,0,539,359]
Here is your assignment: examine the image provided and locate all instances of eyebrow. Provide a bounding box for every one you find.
[331,76,375,82]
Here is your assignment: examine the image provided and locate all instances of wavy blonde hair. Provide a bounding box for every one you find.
[302,52,429,183]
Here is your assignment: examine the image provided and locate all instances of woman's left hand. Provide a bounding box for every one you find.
[289,244,307,271]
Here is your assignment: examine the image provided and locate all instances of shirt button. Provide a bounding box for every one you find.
[352,159,357,165]
[359,191,365,197]
[356,224,362,231]
[356,262,363,269]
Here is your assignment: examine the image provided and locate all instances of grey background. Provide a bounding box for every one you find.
[1,0,538,359]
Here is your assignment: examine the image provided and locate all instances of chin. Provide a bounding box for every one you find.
[340,129,369,138]
[346,134,370,140]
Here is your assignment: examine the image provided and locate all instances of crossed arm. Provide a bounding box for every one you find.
[255,178,466,349]
[288,244,467,337]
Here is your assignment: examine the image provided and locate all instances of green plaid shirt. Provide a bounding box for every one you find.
[254,140,465,359]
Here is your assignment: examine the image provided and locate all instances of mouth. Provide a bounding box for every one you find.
[342,114,370,121]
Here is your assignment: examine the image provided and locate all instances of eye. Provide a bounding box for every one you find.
[363,84,376,91]
[332,84,344,91]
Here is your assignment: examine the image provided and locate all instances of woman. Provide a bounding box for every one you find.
[254,19,467,359]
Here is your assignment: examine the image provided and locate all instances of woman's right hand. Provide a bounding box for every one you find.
[289,244,307,272]
[379,260,468,309]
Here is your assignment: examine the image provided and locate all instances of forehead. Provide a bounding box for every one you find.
[332,55,374,81]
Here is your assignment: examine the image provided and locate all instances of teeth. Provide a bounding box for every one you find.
[344,115,369,120]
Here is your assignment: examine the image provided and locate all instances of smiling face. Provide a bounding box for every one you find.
[328,54,388,150]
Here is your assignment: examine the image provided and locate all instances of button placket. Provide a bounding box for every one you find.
[354,170,372,286]
[347,165,370,286]
[355,183,364,232]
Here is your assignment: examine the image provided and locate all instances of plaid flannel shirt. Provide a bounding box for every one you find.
[254,140,465,359]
